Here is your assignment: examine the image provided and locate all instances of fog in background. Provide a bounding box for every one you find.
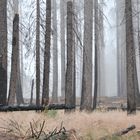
[7,0,118,98]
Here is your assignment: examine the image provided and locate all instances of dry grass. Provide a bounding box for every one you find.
[0,110,140,139]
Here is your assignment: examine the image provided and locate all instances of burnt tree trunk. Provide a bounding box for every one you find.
[0,0,7,105]
[36,0,40,106]
[125,0,136,114]
[93,0,99,110]
[65,1,75,112]
[30,79,34,105]
[42,0,51,106]
[8,14,24,105]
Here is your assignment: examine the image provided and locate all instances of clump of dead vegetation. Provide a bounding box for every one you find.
[0,120,79,140]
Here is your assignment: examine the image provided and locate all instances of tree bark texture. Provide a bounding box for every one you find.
[116,0,127,97]
[52,0,58,103]
[93,0,99,110]
[42,0,51,106]
[36,0,40,106]
[65,1,75,111]
[30,79,34,105]
[8,14,24,105]
[125,0,136,114]
[0,0,7,105]
[80,0,93,111]
[60,0,66,99]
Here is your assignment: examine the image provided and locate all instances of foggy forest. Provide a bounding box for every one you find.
[0,0,140,139]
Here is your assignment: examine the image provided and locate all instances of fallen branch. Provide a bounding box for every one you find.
[113,125,136,136]
[99,125,136,140]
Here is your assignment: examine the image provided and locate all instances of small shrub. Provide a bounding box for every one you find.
[47,110,58,118]
[43,108,58,118]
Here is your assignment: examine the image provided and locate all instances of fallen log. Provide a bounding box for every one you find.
[99,125,136,140]
[107,107,140,111]
[0,104,75,112]
[113,125,136,136]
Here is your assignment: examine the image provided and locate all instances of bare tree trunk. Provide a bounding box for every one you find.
[135,61,140,106]
[132,0,140,106]
[42,0,51,106]
[16,61,24,105]
[36,0,40,106]
[96,0,105,100]
[65,1,75,111]
[80,0,93,111]
[98,0,105,97]
[30,79,34,105]
[8,14,23,105]
[93,0,99,110]
[116,0,127,97]
[60,0,66,99]
[125,0,136,114]
[52,0,58,103]
[0,0,7,105]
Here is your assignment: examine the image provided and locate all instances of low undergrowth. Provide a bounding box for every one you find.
[0,111,140,139]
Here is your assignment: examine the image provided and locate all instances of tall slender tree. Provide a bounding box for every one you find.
[36,0,40,106]
[8,13,24,105]
[116,0,126,97]
[125,0,136,114]
[52,0,58,103]
[42,0,51,105]
[65,1,75,111]
[0,0,7,105]
[133,0,140,106]
[8,0,24,105]
[93,0,99,110]
[60,0,66,99]
[80,0,93,111]
[98,0,105,98]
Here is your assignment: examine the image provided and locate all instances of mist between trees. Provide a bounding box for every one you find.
[0,0,140,114]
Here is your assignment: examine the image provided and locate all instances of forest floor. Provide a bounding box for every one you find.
[0,110,139,139]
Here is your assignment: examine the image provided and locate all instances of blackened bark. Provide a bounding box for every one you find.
[93,0,99,110]
[42,0,51,106]
[36,0,40,106]
[65,1,75,112]
[8,14,24,105]
[0,0,7,105]
[125,0,136,114]
[30,79,34,105]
